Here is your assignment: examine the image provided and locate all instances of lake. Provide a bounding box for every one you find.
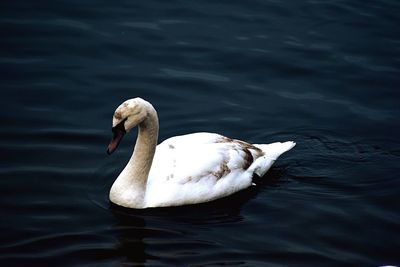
[1,0,399,266]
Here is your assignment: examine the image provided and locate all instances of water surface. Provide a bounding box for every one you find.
[1,1,399,266]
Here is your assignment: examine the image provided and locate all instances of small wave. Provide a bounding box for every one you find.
[161,68,230,82]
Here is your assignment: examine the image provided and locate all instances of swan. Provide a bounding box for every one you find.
[107,97,295,209]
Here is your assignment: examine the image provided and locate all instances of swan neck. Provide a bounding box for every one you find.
[110,104,158,208]
[130,110,159,181]
[128,107,159,185]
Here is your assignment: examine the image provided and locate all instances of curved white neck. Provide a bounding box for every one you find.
[110,103,159,208]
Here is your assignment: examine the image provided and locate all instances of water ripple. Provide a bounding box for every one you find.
[161,68,230,82]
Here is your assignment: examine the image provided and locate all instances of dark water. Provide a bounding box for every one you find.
[1,1,399,266]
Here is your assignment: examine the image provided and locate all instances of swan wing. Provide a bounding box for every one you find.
[144,133,261,207]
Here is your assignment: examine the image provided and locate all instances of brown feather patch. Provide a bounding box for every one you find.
[241,148,254,170]
[211,160,231,179]
[217,136,264,170]
[114,111,123,120]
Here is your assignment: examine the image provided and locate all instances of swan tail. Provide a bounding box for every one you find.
[254,141,296,159]
[250,141,296,177]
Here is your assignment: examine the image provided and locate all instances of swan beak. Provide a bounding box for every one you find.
[107,122,126,155]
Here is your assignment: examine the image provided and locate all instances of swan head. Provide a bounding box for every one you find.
[107,98,148,154]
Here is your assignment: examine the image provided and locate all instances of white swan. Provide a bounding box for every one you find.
[107,98,295,209]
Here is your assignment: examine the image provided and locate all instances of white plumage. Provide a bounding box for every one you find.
[107,98,295,209]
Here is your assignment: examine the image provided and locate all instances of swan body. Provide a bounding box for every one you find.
[107,98,295,209]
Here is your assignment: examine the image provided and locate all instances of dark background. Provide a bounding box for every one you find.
[1,1,399,266]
